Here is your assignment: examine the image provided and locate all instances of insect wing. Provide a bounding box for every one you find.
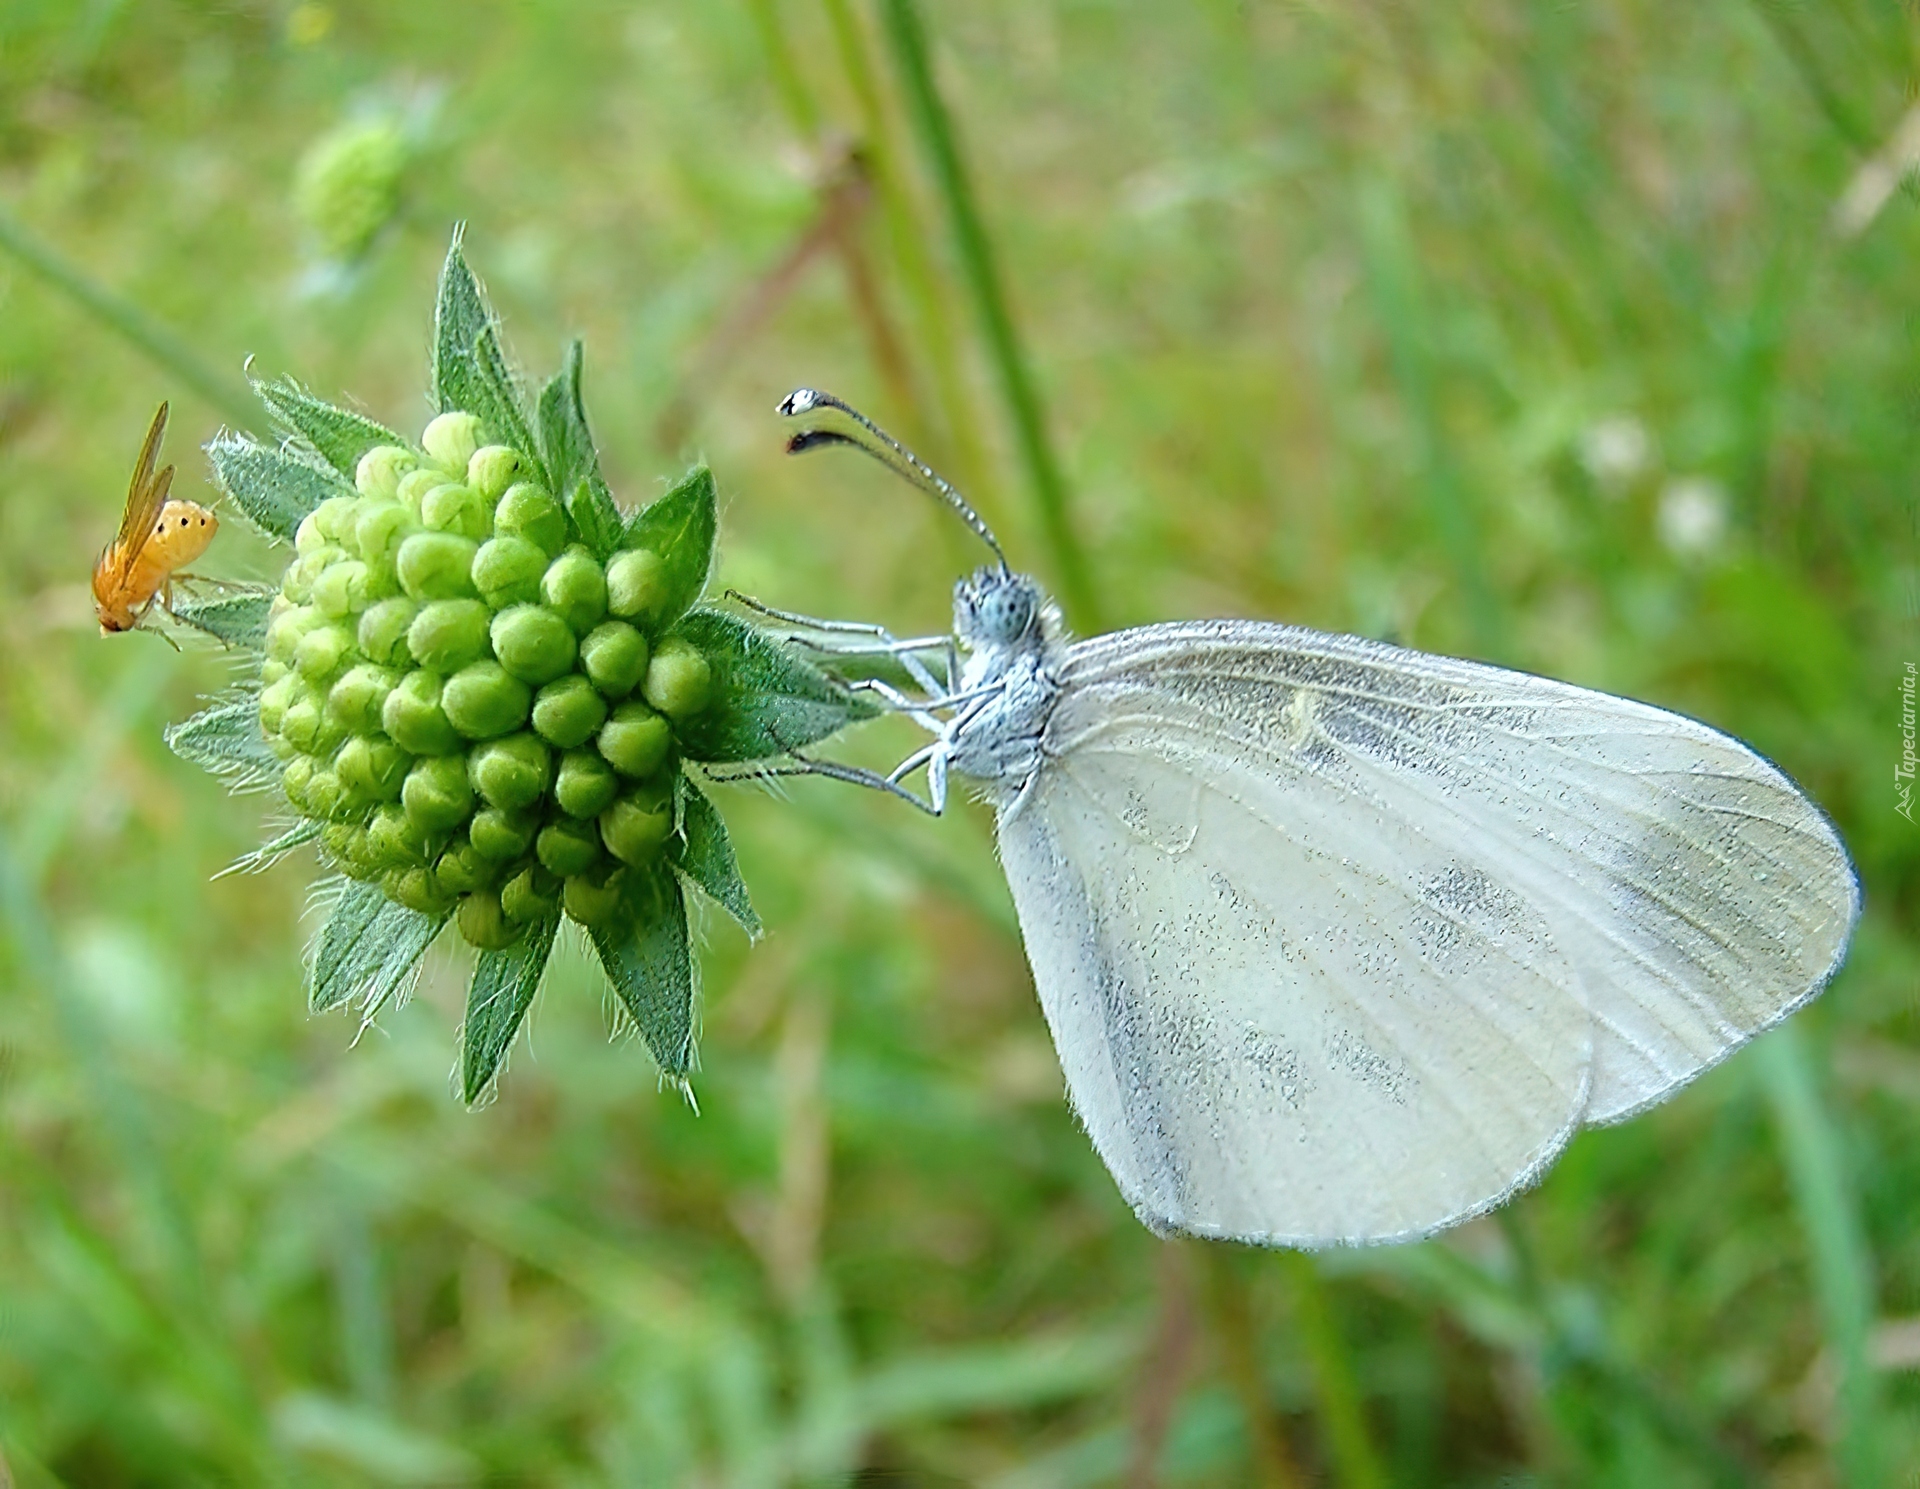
[997,620,1857,1245]
[111,402,175,571]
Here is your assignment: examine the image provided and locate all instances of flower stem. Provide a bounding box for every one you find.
[0,203,260,431]
[877,0,1101,630]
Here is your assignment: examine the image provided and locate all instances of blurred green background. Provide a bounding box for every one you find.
[1,2,1916,1484]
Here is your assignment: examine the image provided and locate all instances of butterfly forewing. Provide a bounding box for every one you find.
[999,620,1858,1244]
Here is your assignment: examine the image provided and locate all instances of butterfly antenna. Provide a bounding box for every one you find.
[778,388,1007,570]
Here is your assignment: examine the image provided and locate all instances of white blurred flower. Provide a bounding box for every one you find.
[1577,414,1653,492]
[1657,476,1729,561]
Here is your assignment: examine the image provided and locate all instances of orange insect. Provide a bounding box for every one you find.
[92,401,219,634]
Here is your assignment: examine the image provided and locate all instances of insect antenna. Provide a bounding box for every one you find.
[777,388,1007,570]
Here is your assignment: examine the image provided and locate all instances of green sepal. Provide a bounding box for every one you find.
[172,587,277,650]
[432,231,541,475]
[212,818,323,881]
[461,911,559,1101]
[165,697,280,787]
[588,859,694,1078]
[671,774,759,938]
[670,610,880,763]
[252,376,409,481]
[622,465,716,635]
[537,341,624,559]
[308,878,448,1016]
[206,431,351,542]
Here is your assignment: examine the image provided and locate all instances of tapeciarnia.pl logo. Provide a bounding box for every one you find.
[1899,661,1917,822]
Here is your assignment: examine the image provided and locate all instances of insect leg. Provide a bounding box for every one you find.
[724,590,950,696]
[847,677,943,735]
[703,754,940,815]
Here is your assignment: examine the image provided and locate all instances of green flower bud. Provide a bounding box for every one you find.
[500,863,560,925]
[354,500,418,571]
[267,604,326,665]
[357,596,418,667]
[356,445,418,501]
[261,656,290,686]
[466,445,524,501]
[422,411,485,474]
[562,865,628,928]
[471,535,547,610]
[294,116,407,262]
[367,803,432,869]
[385,865,455,917]
[442,661,532,740]
[605,548,668,626]
[531,674,608,750]
[322,823,378,880]
[642,636,713,719]
[313,494,362,545]
[403,753,475,833]
[336,734,410,806]
[259,674,300,736]
[600,779,673,865]
[397,466,443,515]
[540,546,608,634]
[420,482,491,541]
[490,604,577,685]
[326,663,399,735]
[494,481,567,558]
[457,889,521,950]
[468,732,551,812]
[469,806,538,863]
[537,816,604,878]
[282,756,316,811]
[313,558,379,619]
[283,545,346,605]
[305,768,348,822]
[294,622,357,683]
[407,599,493,673]
[397,532,481,601]
[580,620,649,697]
[382,670,462,756]
[434,839,500,896]
[554,747,619,819]
[267,733,300,763]
[294,512,328,557]
[280,693,323,754]
[597,700,671,779]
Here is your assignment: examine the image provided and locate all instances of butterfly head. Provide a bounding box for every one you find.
[954,566,1057,655]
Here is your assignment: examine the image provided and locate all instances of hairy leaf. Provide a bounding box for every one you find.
[538,342,624,559]
[308,880,447,1016]
[672,776,759,938]
[623,465,716,634]
[212,819,322,881]
[253,377,409,480]
[172,587,276,650]
[206,432,349,542]
[672,610,880,763]
[165,698,279,786]
[588,861,694,1078]
[432,232,540,470]
[461,913,560,1101]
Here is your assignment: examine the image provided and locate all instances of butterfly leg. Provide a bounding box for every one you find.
[702,755,940,815]
[724,590,951,697]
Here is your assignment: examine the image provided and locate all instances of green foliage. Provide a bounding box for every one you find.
[205,432,349,541]
[673,608,881,763]
[170,587,275,650]
[252,376,410,480]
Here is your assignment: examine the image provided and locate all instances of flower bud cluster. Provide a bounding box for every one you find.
[257,412,715,949]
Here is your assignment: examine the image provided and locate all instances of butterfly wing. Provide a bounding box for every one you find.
[996,620,1856,1245]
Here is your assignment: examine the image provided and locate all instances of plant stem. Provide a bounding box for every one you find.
[877,0,1101,630]
[1757,1024,1883,1488]
[822,0,991,495]
[1277,1252,1387,1489]
[0,204,260,431]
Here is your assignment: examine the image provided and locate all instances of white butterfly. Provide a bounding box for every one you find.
[756,390,1860,1249]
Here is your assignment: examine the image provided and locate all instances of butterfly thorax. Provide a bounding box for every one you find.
[945,567,1067,800]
